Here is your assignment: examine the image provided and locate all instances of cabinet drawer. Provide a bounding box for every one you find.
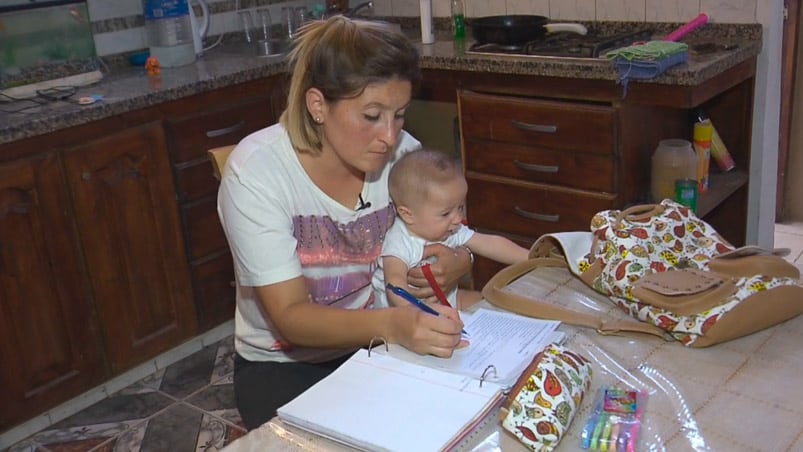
[184,197,228,260]
[463,140,615,192]
[459,90,616,155]
[168,98,273,163]
[465,175,615,238]
[175,158,218,202]
[192,252,236,331]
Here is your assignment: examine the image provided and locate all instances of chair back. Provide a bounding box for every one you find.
[208,145,236,181]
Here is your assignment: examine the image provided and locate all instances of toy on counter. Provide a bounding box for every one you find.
[145,56,161,76]
[581,387,647,452]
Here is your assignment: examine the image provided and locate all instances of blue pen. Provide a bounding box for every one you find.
[386,283,468,335]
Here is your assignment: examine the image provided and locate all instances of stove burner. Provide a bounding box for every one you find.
[468,29,654,59]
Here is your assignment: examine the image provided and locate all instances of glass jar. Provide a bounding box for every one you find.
[650,139,697,203]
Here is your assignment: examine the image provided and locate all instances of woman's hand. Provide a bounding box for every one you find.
[406,243,472,301]
[387,303,467,357]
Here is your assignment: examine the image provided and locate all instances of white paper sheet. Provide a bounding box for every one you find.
[377,308,560,387]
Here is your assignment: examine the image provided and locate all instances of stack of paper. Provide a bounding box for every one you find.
[277,309,561,451]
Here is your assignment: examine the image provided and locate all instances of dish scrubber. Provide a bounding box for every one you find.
[606,41,689,95]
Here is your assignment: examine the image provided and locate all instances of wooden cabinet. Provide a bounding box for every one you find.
[459,89,622,285]
[0,122,196,429]
[164,77,280,330]
[62,123,197,372]
[0,154,106,430]
[446,61,756,287]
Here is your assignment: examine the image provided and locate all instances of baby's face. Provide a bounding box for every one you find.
[407,176,468,242]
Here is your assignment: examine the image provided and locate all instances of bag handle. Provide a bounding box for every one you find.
[613,203,666,228]
[481,257,670,340]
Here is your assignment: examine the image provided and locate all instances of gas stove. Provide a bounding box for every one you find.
[467,28,654,60]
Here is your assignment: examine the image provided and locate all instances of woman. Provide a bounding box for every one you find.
[217,16,473,430]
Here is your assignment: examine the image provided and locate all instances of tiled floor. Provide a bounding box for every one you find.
[4,224,803,452]
[773,221,803,272]
[3,328,244,452]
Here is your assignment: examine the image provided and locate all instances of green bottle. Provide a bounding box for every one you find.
[451,0,465,39]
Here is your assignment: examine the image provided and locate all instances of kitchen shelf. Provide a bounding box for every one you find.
[696,170,748,218]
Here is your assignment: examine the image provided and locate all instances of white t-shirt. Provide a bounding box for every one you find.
[218,123,420,363]
[372,220,474,308]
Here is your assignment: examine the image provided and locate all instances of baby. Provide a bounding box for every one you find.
[373,148,529,310]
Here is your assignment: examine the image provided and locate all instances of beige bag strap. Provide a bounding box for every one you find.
[481,257,670,339]
[613,203,665,228]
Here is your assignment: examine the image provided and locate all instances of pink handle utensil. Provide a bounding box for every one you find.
[663,13,709,41]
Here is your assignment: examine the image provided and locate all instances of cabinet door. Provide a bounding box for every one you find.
[0,154,106,430]
[62,123,197,373]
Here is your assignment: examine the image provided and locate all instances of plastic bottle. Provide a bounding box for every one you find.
[650,139,697,202]
[693,121,713,193]
[142,0,196,67]
[451,0,465,40]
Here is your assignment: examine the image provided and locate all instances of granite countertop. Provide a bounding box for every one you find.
[0,23,762,146]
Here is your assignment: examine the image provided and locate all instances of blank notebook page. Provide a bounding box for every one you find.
[277,348,503,452]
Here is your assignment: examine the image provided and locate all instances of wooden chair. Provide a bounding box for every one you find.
[208,145,236,181]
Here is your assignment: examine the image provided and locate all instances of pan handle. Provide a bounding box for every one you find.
[543,23,588,35]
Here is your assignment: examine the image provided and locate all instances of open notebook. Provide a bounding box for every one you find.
[277,308,560,451]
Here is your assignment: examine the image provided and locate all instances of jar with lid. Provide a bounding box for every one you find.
[650,139,697,202]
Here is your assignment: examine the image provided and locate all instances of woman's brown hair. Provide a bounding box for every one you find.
[280,16,421,154]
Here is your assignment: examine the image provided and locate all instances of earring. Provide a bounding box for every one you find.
[314,117,322,123]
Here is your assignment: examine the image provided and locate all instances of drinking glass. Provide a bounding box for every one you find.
[238,10,257,43]
[255,8,273,41]
[281,6,298,40]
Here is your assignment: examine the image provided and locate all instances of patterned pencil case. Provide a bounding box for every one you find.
[499,343,593,451]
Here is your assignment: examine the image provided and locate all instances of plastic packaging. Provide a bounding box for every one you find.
[451,0,465,40]
[650,139,697,202]
[693,120,713,192]
[142,0,196,67]
[694,109,736,172]
[581,387,647,451]
[227,265,803,452]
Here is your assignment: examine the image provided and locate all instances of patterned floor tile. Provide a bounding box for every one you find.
[159,344,220,400]
[6,336,243,452]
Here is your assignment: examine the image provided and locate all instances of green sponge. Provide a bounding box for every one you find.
[605,41,688,61]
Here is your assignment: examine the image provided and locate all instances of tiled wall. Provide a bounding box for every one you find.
[85,0,758,58]
[376,0,757,22]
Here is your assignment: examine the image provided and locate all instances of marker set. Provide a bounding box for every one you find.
[581,387,646,452]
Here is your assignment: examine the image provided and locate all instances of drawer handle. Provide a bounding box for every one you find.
[514,206,560,223]
[513,160,559,173]
[205,121,245,138]
[511,120,558,134]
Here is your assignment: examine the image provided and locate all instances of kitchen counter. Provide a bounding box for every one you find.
[0,23,761,146]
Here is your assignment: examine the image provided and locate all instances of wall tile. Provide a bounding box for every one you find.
[432,0,450,18]
[372,0,394,16]
[464,0,505,17]
[507,0,550,16]
[549,0,596,20]
[393,0,420,16]
[701,0,757,23]
[87,0,141,21]
[645,0,700,22]
[596,0,646,21]
[94,27,147,56]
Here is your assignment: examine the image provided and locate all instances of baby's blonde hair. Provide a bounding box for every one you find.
[389,149,463,208]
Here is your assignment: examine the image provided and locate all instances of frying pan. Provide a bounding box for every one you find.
[471,15,588,46]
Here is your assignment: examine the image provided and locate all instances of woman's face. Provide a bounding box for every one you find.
[319,78,412,174]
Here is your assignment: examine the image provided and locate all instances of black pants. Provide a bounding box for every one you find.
[233,353,352,430]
